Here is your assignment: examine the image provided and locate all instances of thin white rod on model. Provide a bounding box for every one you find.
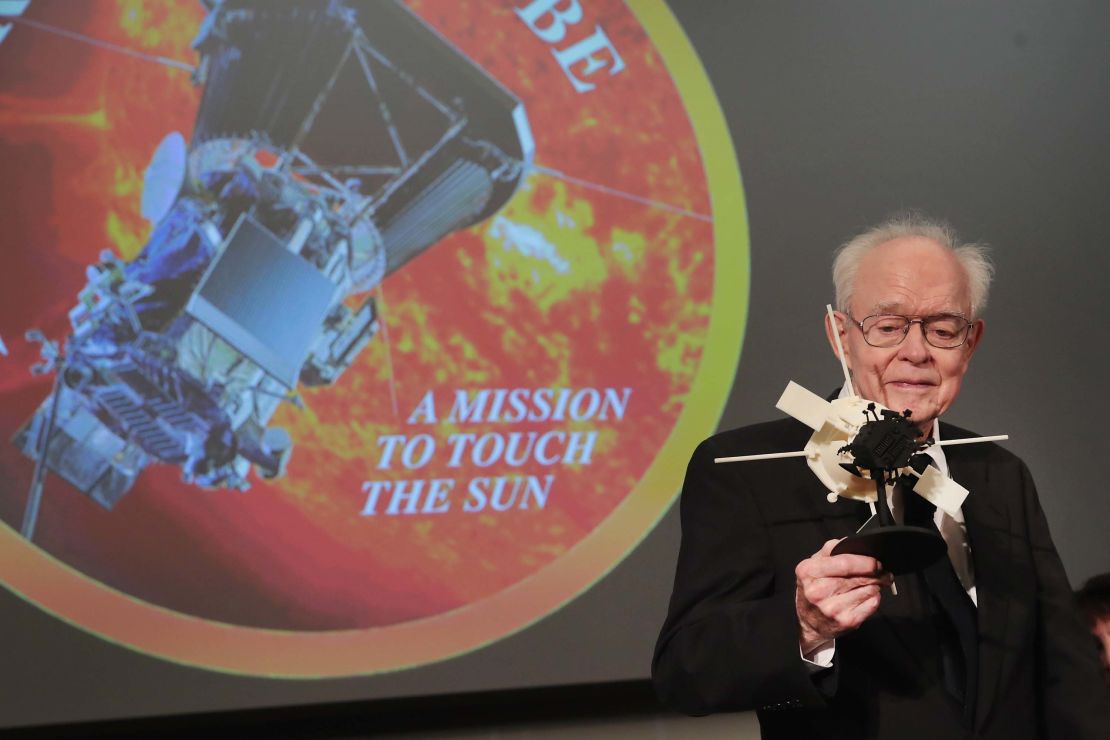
[714,450,808,464]
[936,435,1009,447]
[826,303,856,397]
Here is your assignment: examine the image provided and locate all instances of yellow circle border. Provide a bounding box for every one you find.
[0,0,749,678]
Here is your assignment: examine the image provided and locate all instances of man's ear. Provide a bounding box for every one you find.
[824,310,851,368]
[965,318,985,358]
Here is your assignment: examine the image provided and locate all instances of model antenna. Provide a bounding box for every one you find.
[826,304,855,397]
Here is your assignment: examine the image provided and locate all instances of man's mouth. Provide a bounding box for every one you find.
[888,380,935,390]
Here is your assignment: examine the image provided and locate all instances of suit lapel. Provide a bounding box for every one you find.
[945,442,1012,734]
[799,476,866,538]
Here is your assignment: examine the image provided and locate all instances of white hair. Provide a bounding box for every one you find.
[832,212,994,318]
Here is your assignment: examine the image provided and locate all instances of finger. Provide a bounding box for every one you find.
[826,574,891,595]
[815,539,842,557]
[801,573,887,604]
[798,585,880,641]
[815,585,882,630]
[803,552,884,579]
[841,587,883,625]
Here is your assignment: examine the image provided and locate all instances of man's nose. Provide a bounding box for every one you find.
[898,321,932,361]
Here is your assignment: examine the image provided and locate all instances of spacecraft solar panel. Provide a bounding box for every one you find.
[186,216,336,388]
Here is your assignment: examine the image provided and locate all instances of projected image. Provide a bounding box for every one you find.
[0,0,747,675]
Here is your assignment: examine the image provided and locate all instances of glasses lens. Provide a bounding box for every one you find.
[924,316,969,348]
[859,314,970,348]
[861,315,907,347]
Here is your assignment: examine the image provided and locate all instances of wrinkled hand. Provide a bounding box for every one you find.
[795,539,893,654]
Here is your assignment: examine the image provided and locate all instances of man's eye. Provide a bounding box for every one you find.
[874,323,902,334]
[929,320,961,339]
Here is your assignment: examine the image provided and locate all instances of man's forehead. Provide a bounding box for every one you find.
[869,299,968,316]
[853,238,971,314]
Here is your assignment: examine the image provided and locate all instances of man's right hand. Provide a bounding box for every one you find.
[795,539,893,655]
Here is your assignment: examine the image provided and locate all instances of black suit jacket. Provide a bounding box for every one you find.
[652,417,1110,739]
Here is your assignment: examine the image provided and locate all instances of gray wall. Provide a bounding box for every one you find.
[689,0,1110,583]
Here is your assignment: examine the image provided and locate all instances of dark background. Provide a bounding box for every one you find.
[3,0,1108,733]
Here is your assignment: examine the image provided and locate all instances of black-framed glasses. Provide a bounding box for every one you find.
[849,313,974,349]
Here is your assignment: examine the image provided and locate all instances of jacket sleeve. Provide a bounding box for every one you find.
[651,436,830,715]
[1020,461,1110,738]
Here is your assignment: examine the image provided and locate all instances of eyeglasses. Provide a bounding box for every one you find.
[849,313,974,349]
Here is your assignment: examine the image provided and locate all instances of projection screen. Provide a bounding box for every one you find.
[0,0,1106,731]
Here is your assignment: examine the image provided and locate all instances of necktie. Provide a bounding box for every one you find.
[902,482,979,725]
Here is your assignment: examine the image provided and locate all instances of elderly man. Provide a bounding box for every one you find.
[652,215,1110,739]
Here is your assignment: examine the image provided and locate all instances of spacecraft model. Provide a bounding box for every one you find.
[15,0,534,540]
[714,306,1007,574]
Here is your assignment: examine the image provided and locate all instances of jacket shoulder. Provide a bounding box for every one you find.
[939,421,1023,466]
[697,417,812,460]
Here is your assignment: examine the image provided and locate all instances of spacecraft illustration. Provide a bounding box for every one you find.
[14,0,534,539]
